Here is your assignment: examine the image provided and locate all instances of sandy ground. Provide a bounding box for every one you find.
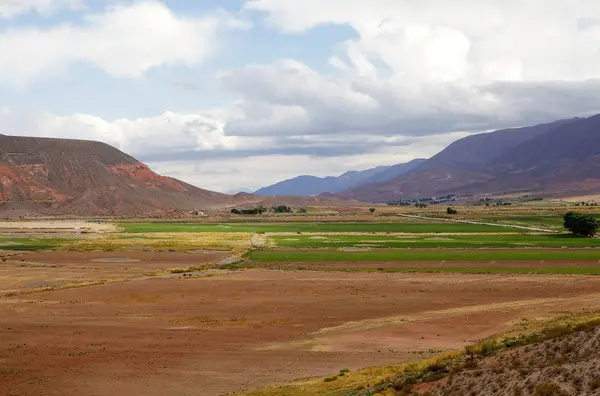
[0,251,230,295]
[0,220,117,234]
[3,270,600,396]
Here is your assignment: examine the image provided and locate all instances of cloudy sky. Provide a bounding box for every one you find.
[2,0,600,193]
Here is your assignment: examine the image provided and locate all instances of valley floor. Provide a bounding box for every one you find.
[2,207,600,395]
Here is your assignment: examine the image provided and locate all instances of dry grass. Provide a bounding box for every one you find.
[62,232,252,252]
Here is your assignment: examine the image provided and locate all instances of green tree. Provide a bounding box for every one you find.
[564,212,599,237]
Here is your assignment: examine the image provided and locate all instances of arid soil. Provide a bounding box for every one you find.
[0,220,117,234]
[0,251,229,295]
[3,270,600,396]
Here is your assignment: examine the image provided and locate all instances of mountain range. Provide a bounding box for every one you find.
[254,159,426,196]
[255,114,600,202]
[335,115,600,202]
[0,135,348,216]
[3,113,600,216]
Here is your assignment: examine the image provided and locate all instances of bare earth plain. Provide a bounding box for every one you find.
[0,251,230,296]
[4,267,600,396]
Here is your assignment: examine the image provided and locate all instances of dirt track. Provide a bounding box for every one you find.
[3,270,600,396]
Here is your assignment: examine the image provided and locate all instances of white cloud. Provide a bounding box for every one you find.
[147,133,462,193]
[0,1,249,87]
[246,0,600,83]
[215,0,600,139]
[0,0,84,19]
[0,107,465,192]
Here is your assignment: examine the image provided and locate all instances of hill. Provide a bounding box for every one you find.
[0,135,346,216]
[338,115,600,201]
[254,159,425,196]
[0,135,251,216]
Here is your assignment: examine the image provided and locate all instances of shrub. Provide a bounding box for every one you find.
[369,208,376,213]
[447,207,458,215]
[271,205,292,213]
[563,212,599,237]
[231,206,267,215]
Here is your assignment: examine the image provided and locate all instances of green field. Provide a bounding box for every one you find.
[270,233,600,248]
[471,213,600,230]
[120,222,524,234]
[0,238,68,251]
[249,249,600,262]
[251,264,600,275]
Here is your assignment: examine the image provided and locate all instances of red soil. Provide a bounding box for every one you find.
[3,270,600,396]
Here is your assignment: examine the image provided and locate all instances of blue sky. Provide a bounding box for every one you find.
[2,0,600,192]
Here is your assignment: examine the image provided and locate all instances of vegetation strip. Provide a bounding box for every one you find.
[250,264,600,275]
[119,222,524,234]
[271,233,600,248]
[250,249,600,262]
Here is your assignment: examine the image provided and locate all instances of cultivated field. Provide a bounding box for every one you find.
[3,205,600,395]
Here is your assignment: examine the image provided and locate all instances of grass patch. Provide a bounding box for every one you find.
[271,233,600,249]
[258,265,600,275]
[0,238,71,251]
[250,248,600,262]
[120,222,520,234]
[63,233,251,252]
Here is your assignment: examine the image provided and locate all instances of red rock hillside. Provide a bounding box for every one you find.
[0,135,254,216]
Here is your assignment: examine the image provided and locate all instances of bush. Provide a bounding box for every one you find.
[369,208,376,213]
[231,206,266,215]
[271,205,292,213]
[563,212,599,237]
[447,207,458,215]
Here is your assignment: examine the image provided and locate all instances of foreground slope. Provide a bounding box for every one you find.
[339,115,600,201]
[0,135,256,215]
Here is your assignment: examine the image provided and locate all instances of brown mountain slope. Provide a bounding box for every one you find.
[338,115,600,201]
[0,135,257,215]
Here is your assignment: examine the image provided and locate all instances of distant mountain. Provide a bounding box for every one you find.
[337,115,600,201]
[254,159,426,196]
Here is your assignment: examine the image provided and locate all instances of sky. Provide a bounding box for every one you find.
[2,0,600,193]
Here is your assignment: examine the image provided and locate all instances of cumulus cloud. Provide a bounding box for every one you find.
[148,132,464,193]
[0,107,466,191]
[0,1,249,87]
[0,0,84,19]
[232,0,600,137]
